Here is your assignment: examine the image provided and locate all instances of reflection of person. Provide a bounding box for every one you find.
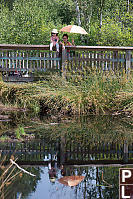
[48,162,57,183]
[60,165,73,176]
[60,165,66,176]
[50,29,59,52]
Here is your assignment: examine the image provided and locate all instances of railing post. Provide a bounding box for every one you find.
[126,50,131,75]
[123,140,128,163]
[113,51,118,71]
[59,44,67,77]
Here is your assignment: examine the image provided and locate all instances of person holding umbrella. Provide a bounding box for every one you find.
[60,34,75,59]
[59,25,88,49]
[60,34,75,49]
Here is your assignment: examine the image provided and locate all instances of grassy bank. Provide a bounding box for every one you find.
[0,71,133,115]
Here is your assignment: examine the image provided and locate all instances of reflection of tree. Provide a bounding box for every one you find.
[36,115,133,145]
[63,166,119,199]
[0,156,22,199]
[0,158,129,199]
[1,113,133,144]
[4,167,42,199]
[58,166,120,199]
[1,114,133,164]
[0,111,36,137]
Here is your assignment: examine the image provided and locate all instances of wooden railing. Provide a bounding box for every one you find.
[65,46,133,73]
[0,44,61,74]
[0,44,133,76]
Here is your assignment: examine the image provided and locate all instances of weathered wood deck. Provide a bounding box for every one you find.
[0,44,133,81]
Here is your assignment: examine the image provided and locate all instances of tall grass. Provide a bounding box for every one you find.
[0,155,22,199]
[0,69,133,115]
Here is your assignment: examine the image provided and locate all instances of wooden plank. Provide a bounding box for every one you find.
[131,54,133,69]
[122,53,126,70]
[66,46,133,51]
[0,44,133,51]
[126,50,131,73]
[0,44,49,50]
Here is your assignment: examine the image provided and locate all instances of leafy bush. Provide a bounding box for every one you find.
[99,16,133,46]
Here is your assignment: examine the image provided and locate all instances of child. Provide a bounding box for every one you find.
[50,29,59,52]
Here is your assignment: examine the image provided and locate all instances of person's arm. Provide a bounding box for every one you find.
[67,41,72,46]
[59,41,63,45]
[72,39,75,46]
[56,36,59,42]
[59,41,65,49]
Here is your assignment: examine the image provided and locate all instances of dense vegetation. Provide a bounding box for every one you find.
[0,0,133,115]
[0,0,133,46]
[0,71,133,115]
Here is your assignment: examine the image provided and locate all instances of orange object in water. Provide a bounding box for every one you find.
[58,176,85,187]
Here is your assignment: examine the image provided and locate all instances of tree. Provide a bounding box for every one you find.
[0,0,61,44]
[99,14,133,46]
[55,0,75,25]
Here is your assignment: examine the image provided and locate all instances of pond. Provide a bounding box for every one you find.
[0,112,133,199]
[9,165,133,199]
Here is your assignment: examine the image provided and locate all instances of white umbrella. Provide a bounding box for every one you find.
[60,25,88,35]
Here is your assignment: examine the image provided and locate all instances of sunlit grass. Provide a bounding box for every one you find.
[0,69,133,115]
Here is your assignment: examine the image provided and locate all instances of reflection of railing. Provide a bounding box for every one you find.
[64,141,133,164]
[0,139,133,165]
[0,139,58,163]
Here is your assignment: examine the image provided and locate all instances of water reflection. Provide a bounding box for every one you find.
[3,165,133,199]
[0,114,133,164]
[0,113,133,198]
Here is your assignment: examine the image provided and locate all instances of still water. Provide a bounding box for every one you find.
[5,164,133,199]
[5,165,128,199]
[18,165,121,199]
[0,113,133,199]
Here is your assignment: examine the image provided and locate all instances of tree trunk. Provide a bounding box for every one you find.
[127,0,130,12]
[99,0,105,29]
[75,0,81,26]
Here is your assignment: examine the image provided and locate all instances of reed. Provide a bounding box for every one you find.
[0,70,132,115]
[0,155,22,199]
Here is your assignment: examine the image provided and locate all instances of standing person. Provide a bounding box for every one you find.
[50,29,59,52]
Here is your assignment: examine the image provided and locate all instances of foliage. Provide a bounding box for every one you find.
[15,127,26,139]
[0,0,59,44]
[0,0,133,46]
[99,15,133,46]
[0,155,22,198]
[55,0,75,24]
[0,135,9,141]
[0,153,41,198]
[0,71,133,115]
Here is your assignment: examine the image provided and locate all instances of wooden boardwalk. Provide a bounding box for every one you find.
[0,44,133,81]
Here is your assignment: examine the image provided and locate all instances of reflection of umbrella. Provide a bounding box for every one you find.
[60,25,88,35]
[58,176,85,187]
